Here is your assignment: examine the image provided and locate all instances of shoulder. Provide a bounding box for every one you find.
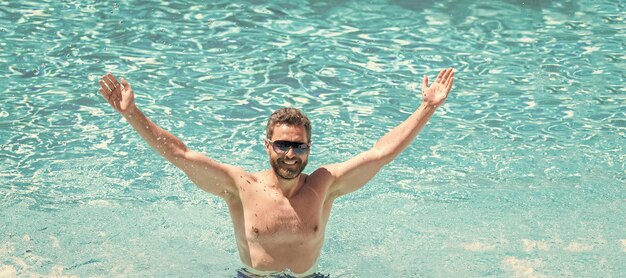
[309,165,336,181]
[306,165,340,198]
[219,167,257,201]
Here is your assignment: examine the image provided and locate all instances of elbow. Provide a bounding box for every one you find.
[372,147,395,165]
[165,148,189,165]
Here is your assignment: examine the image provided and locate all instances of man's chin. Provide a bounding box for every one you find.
[276,168,301,180]
[270,159,307,180]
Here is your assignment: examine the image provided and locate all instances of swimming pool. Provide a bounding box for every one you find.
[1,0,624,276]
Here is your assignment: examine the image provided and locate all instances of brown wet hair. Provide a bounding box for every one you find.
[265,108,311,143]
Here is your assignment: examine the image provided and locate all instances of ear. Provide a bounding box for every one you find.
[264,139,271,154]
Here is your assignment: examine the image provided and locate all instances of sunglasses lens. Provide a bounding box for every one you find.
[293,144,308,154]
[271,140,309,154]
[273,141,291,153]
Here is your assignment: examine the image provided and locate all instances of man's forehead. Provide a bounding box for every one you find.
[271,124,308,140]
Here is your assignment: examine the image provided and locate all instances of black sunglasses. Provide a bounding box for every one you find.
[267,139,310,155]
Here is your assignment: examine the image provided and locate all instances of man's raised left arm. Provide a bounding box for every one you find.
[324,68,455,197]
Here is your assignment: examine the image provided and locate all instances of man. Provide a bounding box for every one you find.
[98,68,454,277]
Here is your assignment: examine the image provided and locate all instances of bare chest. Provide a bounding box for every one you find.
[241,187,323,242]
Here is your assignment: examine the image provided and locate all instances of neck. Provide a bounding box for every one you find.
[268,171,304,198]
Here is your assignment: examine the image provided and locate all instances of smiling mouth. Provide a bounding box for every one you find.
[281,160,298,166]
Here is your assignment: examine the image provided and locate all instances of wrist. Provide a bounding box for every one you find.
[420,101,439,111]
[121,104,139,118]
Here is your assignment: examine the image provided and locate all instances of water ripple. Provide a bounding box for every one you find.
[1,0,625,276]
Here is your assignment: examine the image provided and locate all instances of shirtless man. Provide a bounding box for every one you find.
[98,68,455,277]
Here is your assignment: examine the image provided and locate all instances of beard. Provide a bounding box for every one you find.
[270,156,308,180]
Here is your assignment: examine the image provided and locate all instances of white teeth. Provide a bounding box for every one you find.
[283,160,296,165]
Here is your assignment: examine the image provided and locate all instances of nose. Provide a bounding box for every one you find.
[285,147,296,158]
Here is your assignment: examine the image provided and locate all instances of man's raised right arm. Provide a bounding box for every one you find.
[98,73,242,198]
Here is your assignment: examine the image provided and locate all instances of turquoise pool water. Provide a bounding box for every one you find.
[1,0,625,276]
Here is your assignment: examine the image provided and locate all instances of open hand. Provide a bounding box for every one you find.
[422,68,455,108]
[98,73,135,114]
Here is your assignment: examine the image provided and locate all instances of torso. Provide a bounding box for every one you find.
[224,168,336,274]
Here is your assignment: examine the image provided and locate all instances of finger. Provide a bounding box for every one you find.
[107,73,120,85]
[442,68,453,81]
[107,73,122,96]
[106,92,115,107]
[439,68,450,83]
[98,80,108,95]
[98,81,112,99]
[446,76,454,92]
[435,69,445,83]
[111,95,121,110]
[102,78,115,94]
[99,79,112,91]
[99,88,111,100]
[112,83,123,101]
[444,70,454,86]
[102,73,114,85]
[422,75,428,93]
[121,77,131,92]
[103,74,118,91]
[105,74,123,100]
